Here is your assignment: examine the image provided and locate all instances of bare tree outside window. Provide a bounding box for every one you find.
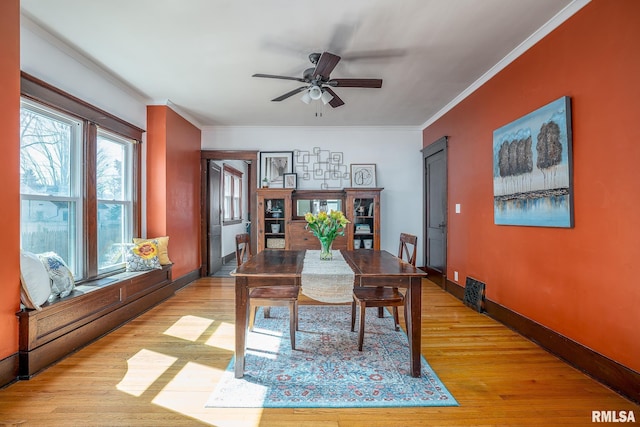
[20,103,81,276]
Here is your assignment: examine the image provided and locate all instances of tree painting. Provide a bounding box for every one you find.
[493,97,573,227]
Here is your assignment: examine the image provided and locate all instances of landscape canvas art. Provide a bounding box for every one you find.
[493,96,573,227]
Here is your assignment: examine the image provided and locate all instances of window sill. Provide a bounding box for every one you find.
[223,219,243,225]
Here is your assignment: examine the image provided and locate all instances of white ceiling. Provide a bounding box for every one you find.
[20,0,579,128]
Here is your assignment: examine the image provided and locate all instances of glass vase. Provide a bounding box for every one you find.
[319,237,334,261]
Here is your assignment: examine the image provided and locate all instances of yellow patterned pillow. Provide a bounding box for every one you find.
[133,236,172,265]
[126,240,161,271]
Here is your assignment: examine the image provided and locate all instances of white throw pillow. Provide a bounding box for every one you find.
[38,252,75,299]
[19,250,52,310]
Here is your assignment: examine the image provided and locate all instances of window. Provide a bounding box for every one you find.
[223,165,243,223]
[20,100,83,277]
[97,131,134,274]
[20,73,142,281]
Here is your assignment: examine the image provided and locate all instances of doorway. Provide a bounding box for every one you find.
[422,136,448,288]
[207,162,222,274]
[200,150,258,277]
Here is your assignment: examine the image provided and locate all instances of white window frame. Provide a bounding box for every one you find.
[223,164,243,223]
[96,129,134,274]
[19,99,84,278]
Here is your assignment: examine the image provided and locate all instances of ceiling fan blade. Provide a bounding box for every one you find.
[271,86,308,102]
[313,52,341,79]
[329,78,383,88]
[324,88,344,108]
[253,73,306,83]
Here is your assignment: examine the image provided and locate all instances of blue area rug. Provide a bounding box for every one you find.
[206,305,458,408]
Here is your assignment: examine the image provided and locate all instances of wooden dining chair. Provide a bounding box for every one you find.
[351,233,418,351]
[235,233,299,349]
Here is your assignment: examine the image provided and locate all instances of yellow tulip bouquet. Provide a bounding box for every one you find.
[304,210,350,260]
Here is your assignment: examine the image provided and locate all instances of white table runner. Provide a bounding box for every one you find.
[301,250,355,303]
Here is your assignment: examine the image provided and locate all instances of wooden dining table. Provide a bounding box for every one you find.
[232,249,428,378]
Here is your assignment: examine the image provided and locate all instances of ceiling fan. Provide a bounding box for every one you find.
[252,51,383,108]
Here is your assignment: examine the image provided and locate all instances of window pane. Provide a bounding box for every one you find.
[223,173,232,220]
[97,132,132,273]
[98,203,129,271]
[233,176,241,219]
[21,199,79,277]
[20,100,82,279]
[20,105,77,197]
[224,196,231,220]
[97,136,126,200]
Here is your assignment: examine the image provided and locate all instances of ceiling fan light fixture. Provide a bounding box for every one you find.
[300,91,312,104]
[321,90,334,105]
[309,86,323,100]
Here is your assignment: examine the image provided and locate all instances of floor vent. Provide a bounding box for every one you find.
[463,277,486,312]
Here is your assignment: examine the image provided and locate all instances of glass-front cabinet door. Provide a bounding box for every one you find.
[345,188,382,250]
[256,188,292,251]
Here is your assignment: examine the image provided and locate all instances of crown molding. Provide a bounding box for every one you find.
[421,0,591,129]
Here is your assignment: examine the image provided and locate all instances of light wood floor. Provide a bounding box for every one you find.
[0,277,636,427]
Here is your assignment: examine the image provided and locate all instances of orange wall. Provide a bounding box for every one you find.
[0,0,21,359]
[423,0,640,372]
[146,106,201,278]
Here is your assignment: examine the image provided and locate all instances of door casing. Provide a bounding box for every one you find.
[422,136,448,288]
[200,150,258,277]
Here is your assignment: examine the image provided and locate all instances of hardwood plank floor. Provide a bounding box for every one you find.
[0,278,636,426]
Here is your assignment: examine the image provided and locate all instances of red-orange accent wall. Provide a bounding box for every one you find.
[423,0,640,372]
[146,106,201,279]
[0,0,21,359]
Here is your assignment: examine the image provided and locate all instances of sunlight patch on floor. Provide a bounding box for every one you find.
[152,362,264,427]
[163,315,214,342]
[245,327,285,360]
[116,349,177,397]
[204,321,235,351]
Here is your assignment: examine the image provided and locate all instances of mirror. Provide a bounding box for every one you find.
[295,199,342,217]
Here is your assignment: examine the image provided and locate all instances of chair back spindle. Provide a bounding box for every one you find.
[235,233,252,266]
[398,233,417,266]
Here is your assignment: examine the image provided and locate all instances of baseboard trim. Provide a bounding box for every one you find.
[172,269,201,291]
[444,279,639,404]
[0,353,19,389]
[421,267,446,289]
[223,252,236,264]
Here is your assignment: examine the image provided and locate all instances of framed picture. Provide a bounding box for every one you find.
[260,151,293,188]
[283,173,297,189]
[350,164,377,188]
[493,96,573,227]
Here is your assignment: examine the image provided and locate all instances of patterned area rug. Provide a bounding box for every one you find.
[206,305,458,408]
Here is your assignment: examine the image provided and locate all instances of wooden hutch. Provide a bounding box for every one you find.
[256,188,383,252]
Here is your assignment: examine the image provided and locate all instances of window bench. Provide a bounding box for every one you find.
[17,265,173,378]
